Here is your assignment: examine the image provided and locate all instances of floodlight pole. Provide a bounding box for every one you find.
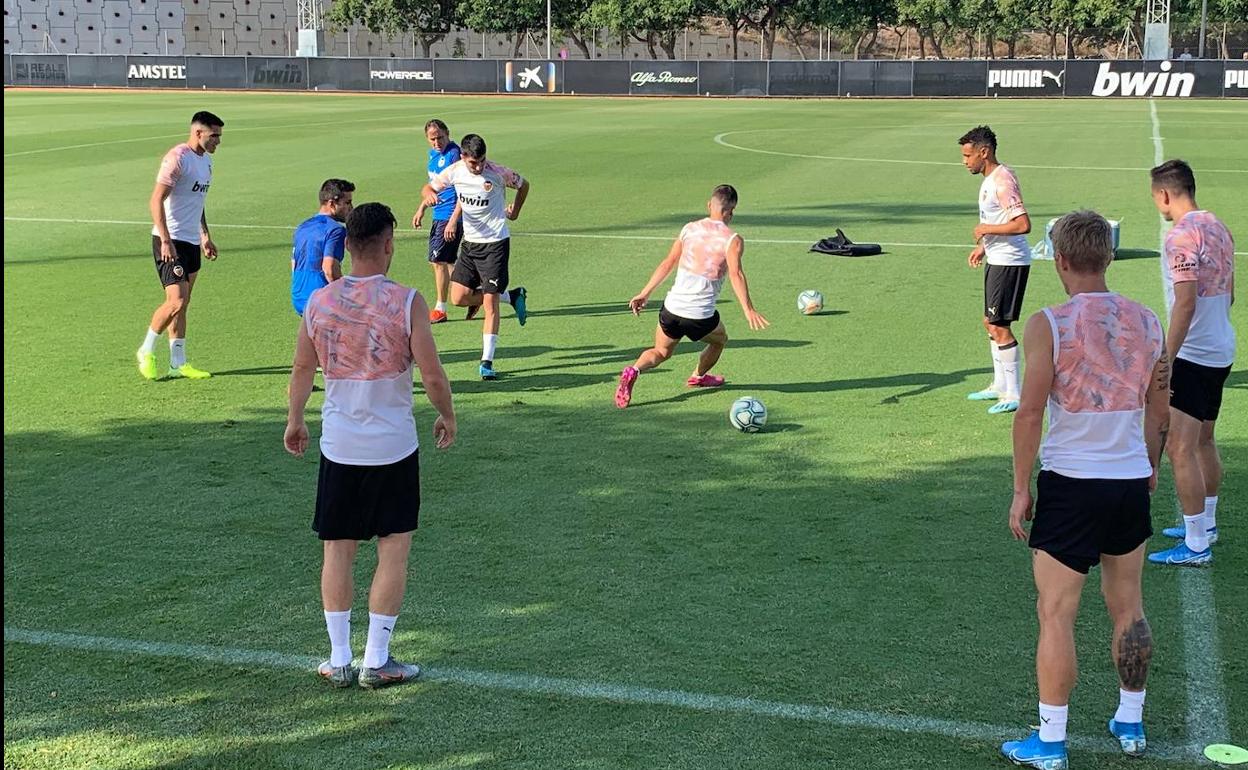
[1198,0,1208,57]
[547,0,552,59]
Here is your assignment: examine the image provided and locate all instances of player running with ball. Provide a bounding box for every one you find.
[615,185,768,408]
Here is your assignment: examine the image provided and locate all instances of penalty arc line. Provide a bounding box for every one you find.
[713,131,1248,174]
[1149,97,1231,753]
[2,626,1198,762]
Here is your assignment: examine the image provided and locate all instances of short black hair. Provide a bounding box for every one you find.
[319,178,355,205]
[192,111,224,129]
[425,118,448,134]
[1151,159,1196,198]
[958,125,996,152]
[460,133,487,159]
[711,184,738,210]
[346,202,396,252]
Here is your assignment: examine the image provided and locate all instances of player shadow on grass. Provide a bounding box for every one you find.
[3,408,1226,766]
[636,367,992,407]
[551,202,974,235]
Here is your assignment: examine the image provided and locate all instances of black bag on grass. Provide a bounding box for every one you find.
[810,229,882,257]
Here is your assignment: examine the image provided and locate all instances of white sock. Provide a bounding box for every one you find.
[999,341,1021,400]
[435,301,447,312]
[499,290,513,306]
[482,333,498,362]
[1184,513,1209,552]
[324,610,352,667]
[1204,496,1218,532]
[1038,702,1068,743]
[1114,688,1145,724]
[990,340,1004,392]
[363,612,397,669]
[169,338,186,369]
[140,328,161,355]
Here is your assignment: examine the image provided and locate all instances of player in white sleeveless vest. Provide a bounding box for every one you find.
[1147,160,1236,566]
[614,185,769,408]
[959,125,1033,415]
[1003,212,1170,769]
[136,111,224,381]
[286,203,456,690]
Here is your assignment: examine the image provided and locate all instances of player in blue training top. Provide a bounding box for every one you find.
[411,119,465,325]
[291,179,355,316]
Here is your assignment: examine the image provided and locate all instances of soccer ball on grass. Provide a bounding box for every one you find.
[729,396,767,433]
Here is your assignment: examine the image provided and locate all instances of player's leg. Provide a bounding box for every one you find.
[1150,406,1212,564]
[986,320,1020,413]
[969,266,1005,401]
[477,241,513,379]
[428,223,453,323]
[168,243,209,378]
[1001,549,1083,769]
[1102,544,1151,756]
[688,318,727,387]
[359,531,420,687]
[1198,419,1222,541]
[616,324,680,408]
[358,449,422,688]
[318,538,359,686]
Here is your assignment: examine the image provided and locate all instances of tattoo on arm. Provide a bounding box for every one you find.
[1154,351,1171,392]
[1116,617,1153,690]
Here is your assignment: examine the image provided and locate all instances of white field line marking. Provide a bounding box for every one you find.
[714,131,1248,174]
[2,105,532,158]
[1151,97,1231,751]
[1,626,1197,761]
[14,216,1248,256]
[0,217,975,250]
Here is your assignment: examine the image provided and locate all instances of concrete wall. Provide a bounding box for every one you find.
[4,0,802,59]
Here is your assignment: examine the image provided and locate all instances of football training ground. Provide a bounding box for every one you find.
[4,89,1246,769]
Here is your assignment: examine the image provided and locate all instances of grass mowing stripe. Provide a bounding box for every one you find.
[1150,97,1232,751]
[2,626,1199,762]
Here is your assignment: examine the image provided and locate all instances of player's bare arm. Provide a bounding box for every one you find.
[1165,281,1197,362]
[1009,312,1053,539]
[412,201,428,230]
[408,292,456,449]
[505,178,530,221]
[444,201,463,240]
[1143,349,1171,492]
[150,181,175,262]
[974,213,1031,242]
[629,238,682,315]
[420,183,440,208]
[200,209,217,260]
[321,257,341,284]
[284,322,319,458]
[725,237,769,331]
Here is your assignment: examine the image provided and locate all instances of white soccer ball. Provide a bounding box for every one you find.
[729,396,767,433]
[797,290,824,315]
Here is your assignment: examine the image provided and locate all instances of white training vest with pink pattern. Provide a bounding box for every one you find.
[1040,292,1163,480]
[663,218,738,320]
[305,275,419,466]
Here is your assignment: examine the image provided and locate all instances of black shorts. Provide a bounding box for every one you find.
[313,449,420,541]
[984,264,1029,325]
[1170,357,1231,422]
[428,220,462,265]
[658,305,721,342]
[1028,470,1152,574]
[452,239,510,294]
[151,236,202,287]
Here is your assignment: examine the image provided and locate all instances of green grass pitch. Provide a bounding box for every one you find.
[3,89,1246,769]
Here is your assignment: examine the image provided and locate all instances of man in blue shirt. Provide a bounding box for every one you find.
[411,119,463,325]
[292,179,355,315]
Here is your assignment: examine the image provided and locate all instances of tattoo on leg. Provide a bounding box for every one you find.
[1117,617,1153,690]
